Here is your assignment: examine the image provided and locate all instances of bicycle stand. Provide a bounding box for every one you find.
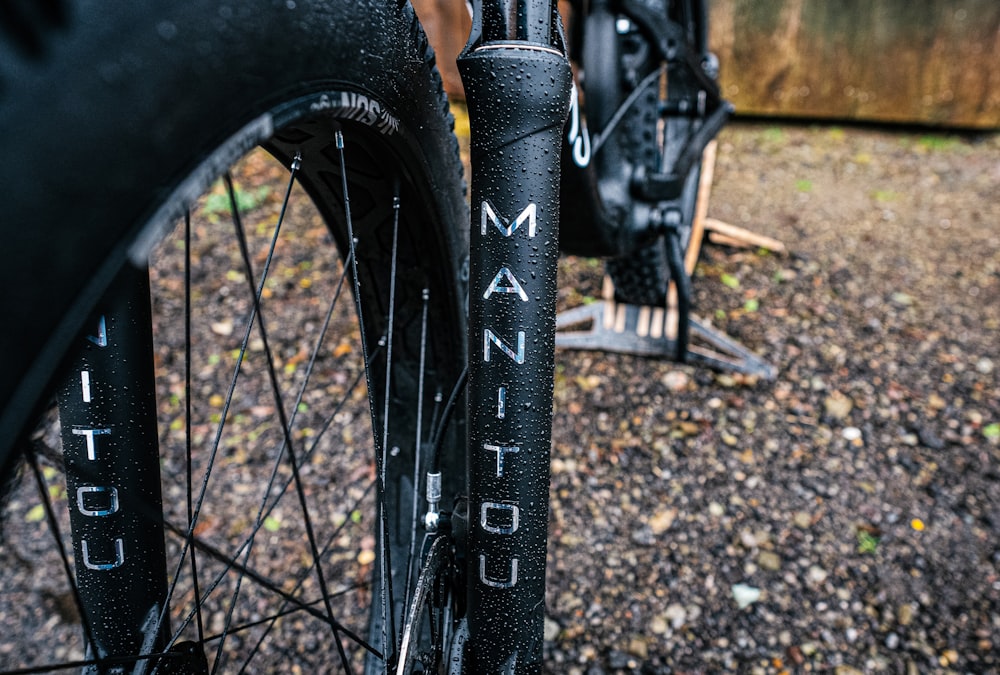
[555,277,777,379]
[555,142,780,380]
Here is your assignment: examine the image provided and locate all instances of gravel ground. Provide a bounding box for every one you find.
[545,123,1000,674]
[1,122,997,674]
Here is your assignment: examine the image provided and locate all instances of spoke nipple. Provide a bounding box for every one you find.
[335,130,344,149]
[378,335,388,347]
[392,195,401,209]
[291,151,302,171]
[422,288,430,301]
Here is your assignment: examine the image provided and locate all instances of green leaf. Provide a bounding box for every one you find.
[202,183,271,217]
[857,530,879,554]
[743,298,760,313]
[350,509,363,524]
[720,274,740,289]
[984,423,1000,439]
[264,516,281,532]
[26,504,46,523]
[795,179,813,192]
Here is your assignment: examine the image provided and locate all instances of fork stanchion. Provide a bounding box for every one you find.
[458,9,573,670]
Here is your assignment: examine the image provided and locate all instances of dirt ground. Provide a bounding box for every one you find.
[545,122,1000,673]
[1,118,997,674]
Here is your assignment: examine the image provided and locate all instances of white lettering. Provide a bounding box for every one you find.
[80,371,92,403]
[77,486,119,517]
[483,443,520,477]
[72,428,112,461]
[81,538,125,571]
[481,501,520,535]
[483,266,529,301]
[481,201,537,238]
[479,554,518,589]
[484,329,525,364]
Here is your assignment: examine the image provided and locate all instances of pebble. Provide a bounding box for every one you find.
[886,632,900,649]
[662,370,690,391]
[758,550,781,571]
[807,565,829,584]
[824,392,853,419]
[665,603,687,629]
[732,583,762,608]
[835,666,864,675]
[842,426,862,441]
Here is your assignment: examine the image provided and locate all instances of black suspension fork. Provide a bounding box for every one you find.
[56,263,171,672]
[458,1,572,672]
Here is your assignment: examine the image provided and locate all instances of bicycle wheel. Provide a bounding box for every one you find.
[0,1,467,672]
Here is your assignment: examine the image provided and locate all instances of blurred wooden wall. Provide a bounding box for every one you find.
[411,0,1000,129]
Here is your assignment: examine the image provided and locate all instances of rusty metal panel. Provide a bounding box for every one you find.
[414,0,1000,129]
[709,0,1000,128]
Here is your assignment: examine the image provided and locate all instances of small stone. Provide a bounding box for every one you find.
[628,637,648,659]
[835,667,864,675]
[709,502,726,517]
[544,617,561,641]
[793,511,812,528]
[976,357,994,374]
[806,565,828,585]
[897,603,914,626]
[732,583,761,608]
[824,392,853,420]
[665,603,687,629]
[648,508,677,535]
[662,370,690,391]
[885,632,900,649]
[649,615,669,635]
[758,551,781,571]
[607,649,632,669]
[842,426,862,441]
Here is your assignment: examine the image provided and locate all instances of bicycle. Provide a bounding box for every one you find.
[0,0,727,672]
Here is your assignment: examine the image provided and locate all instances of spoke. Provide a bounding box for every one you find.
[3,651,177,675]
[161,518,378,656]
[233,484,378,672]
[336,128,396,668]
[184,209,207,645]
[378,181,403,657]
[22,448,100,661]
[212,157,350,673]
[403,288,431,610]
[162,355,374,652]
[158,156,302,649]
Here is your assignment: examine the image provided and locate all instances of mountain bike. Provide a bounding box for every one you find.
[0,0,727,672]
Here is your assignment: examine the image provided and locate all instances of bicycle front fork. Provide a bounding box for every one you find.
[458,1,572,672]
